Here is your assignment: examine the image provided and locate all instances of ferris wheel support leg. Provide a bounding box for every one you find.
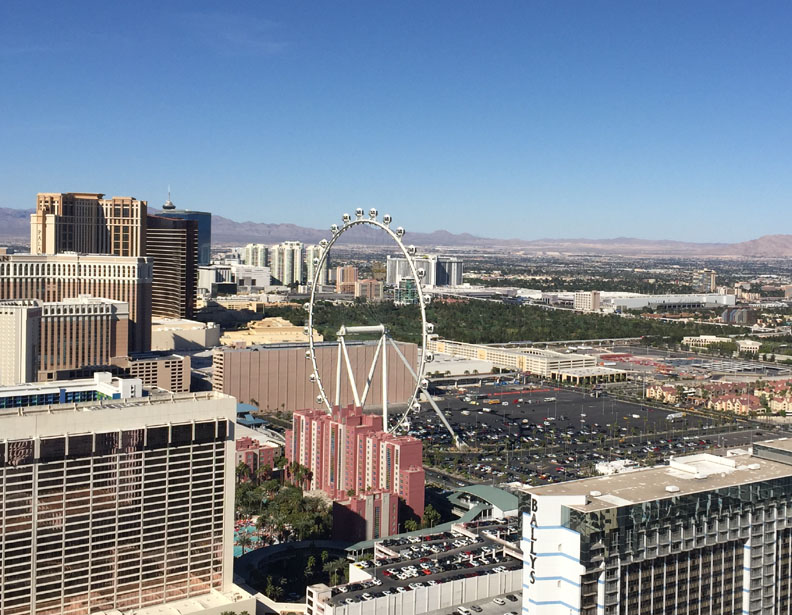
[360,334,384,407]
[382,333,388,430]
[387,337,418,381]
[340,337,362,407]
[419,387,466,449]
[334,340,343,407]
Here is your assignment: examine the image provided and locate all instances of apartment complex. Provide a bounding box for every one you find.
[212,340,418,412]
[286,404,424,538]
[243,243,269,268]
[306,244,329,286]
[30,192,147,257]
[386,254,463,287]
[270,241,303,285]
[146,214,199,319]
[522,442,792,615]
[0,253,152,352]
[427,338,596,376]
[235,435,279,476]
[692,268,717,292]
[0,392,254,615]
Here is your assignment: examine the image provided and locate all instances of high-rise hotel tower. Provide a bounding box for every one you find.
[0,392,253,615]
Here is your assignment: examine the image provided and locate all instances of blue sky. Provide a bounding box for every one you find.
[1,1,790,242]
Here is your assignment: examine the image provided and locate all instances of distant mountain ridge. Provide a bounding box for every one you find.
[1,206,791,256]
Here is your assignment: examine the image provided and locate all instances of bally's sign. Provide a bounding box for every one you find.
[527,498,538,584]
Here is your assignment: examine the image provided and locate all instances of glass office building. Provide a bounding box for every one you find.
[158,209,212,265]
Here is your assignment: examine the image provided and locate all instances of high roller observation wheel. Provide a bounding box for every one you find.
[305,208,432,432]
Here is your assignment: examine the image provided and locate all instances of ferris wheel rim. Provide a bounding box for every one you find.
[306,211,430,429]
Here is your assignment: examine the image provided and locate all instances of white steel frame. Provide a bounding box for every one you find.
[305,209,463,447]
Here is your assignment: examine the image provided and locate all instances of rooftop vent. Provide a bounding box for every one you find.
[590,491,603,497]
[665,485,680,493]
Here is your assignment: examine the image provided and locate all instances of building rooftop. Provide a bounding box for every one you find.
[524,446,792,512]
[0,390,230,420]
[93,587,250,615]
[550,366,629,377]
[451,485,518,513]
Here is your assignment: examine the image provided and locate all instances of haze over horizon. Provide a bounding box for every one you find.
[2,1,791,243]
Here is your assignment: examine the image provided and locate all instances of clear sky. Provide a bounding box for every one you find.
[1,1,790,242]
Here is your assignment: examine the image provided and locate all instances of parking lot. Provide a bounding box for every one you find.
[394,381,788,486]
[327,519,522,607]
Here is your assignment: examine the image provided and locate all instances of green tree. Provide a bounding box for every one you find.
[421,504,441,529]
[236,461,252,482]
[238,533,253,555]
[305,554,317,577]
[404,519,419,532]
[323,558,347,586]
[257,463,273,484]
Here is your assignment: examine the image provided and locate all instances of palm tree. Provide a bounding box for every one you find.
[236,461,252,482]
[238,533,253,555]
[257,463,273,484]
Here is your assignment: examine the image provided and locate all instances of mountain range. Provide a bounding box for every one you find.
[1,206,791,257]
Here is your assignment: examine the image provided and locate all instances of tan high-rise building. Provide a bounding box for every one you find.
[0,300,41,385]
[146,215,198,319]
[354,278,384,302]
[335,265,358,293]
[0,253,152,352]
[38,296,129,381]
[31,192,147,256]
[0,296,129,384]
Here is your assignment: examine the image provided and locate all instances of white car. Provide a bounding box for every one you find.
[494,598,506,605]
[361,593,373,601]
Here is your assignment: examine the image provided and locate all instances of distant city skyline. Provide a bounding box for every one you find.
[2,2,791,242]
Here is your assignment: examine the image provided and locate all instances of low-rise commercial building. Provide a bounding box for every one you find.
[737,339,761,354]
[219,316,322,346]
[682,335,733,349]
[152,317,221,351]
[110,352,191,392]
[427,338,596,376]
[0,371,142,409]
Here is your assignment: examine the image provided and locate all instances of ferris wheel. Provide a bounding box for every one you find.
[305,208,463,447]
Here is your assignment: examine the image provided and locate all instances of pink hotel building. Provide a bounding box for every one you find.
[286,405,424,538]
